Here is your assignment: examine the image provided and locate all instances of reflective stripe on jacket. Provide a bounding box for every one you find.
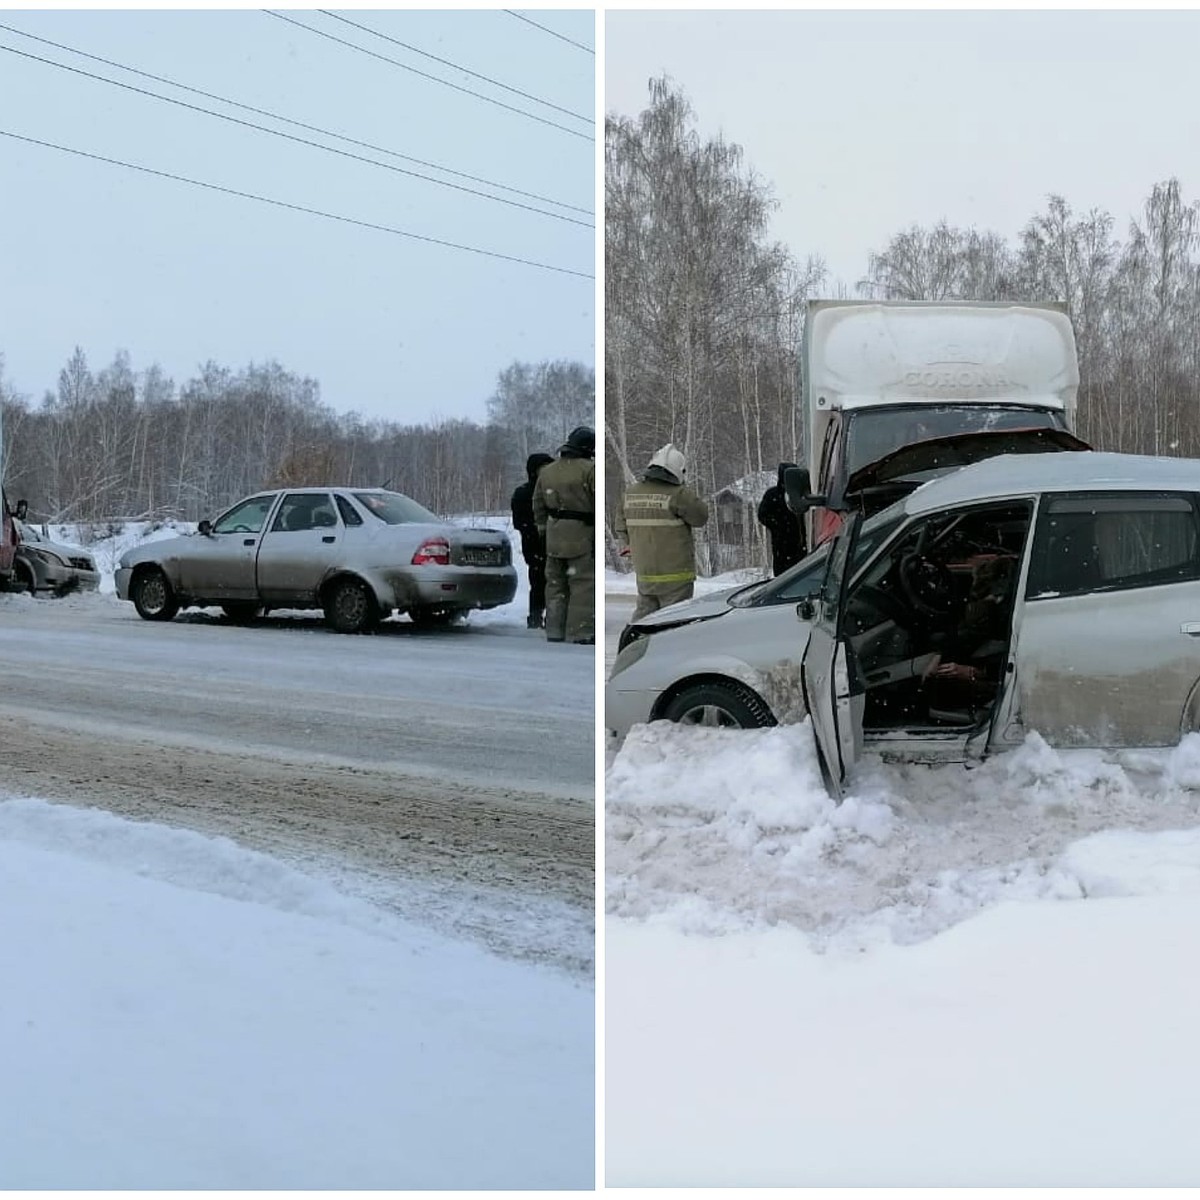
[616,477,708,594]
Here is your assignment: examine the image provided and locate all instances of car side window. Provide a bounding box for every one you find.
[1026,492,1200,599]
[212,495,275,535]
[272,493,337,533]
[335,495,363,527]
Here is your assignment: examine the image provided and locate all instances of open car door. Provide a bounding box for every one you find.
[801,510,864,799]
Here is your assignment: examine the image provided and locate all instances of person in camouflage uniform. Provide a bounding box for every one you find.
[616,443,709,623]
[532,426,595,644]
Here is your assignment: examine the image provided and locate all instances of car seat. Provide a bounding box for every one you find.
[285,504,315,532]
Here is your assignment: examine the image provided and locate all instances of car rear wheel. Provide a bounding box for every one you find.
[323,577,378,634]
[221,601,263,623]
[132,567,179,621]
[662,681,777,730]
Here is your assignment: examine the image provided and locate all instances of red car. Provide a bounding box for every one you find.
[0,490,19,586]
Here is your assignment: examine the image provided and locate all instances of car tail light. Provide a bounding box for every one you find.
[412,537,451,566]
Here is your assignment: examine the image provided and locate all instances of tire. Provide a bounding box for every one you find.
[221,601,263,623]
[323,577,378,634]
[661,680,777,730]
[131,566,179,622]
[410,607,466,629]
[13,562,36,596]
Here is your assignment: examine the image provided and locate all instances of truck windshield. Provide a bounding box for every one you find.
[844,405,1065,478]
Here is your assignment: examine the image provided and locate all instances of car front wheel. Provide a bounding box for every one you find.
[323,577,378,634]
[13,562,36,596]
[662,680,777,730]
[131,567,179,621]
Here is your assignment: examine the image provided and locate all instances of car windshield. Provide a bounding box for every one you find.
[844,405,1065,478]
[352,491,440,524]
[737,511,903,606]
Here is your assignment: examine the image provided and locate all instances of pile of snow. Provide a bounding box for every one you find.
[607,721,1200,1184]
[0,798,592,1189]
[607,722,1200,950]
[609,888,1200,1186]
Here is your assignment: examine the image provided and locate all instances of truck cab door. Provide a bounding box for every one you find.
[801,510,864,799]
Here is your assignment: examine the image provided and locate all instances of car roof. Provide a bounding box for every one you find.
[261,486,391,495]
[902,451,1200,517]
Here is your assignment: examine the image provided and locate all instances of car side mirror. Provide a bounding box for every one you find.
[796,596,817,622]
[14,499,28,520]
[783,467,825,515]
[198,519,213,537]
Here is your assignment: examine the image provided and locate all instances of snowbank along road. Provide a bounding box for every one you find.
[0,591,595,974]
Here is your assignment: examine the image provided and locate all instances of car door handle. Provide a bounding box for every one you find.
[1182,623,1200,635]
[322,535,335,543]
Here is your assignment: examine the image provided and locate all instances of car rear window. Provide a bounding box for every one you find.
[1027,491,1200,598]
[352,491,440,525]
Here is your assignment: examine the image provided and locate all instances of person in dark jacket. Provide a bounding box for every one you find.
[511,452,555,629]
[757,461,807,576]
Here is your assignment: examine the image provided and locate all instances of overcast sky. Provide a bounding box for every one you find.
[607,9,1200,291]
[0,7,594,421]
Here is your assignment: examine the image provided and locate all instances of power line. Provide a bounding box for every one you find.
[0,128,594,280]
[0,41,591,230]
[317,10,591,125]
[264,10,592,143]
[504,11,594,56]
[0,20,591,217]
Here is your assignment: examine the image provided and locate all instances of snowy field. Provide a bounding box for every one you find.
[605,587,1200,1185]
[0,799,592,1189]
[1,514,595,1188]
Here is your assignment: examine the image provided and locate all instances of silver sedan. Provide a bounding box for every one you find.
[115,487,517,633]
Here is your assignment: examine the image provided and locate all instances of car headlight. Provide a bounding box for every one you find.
[609,634,650,679]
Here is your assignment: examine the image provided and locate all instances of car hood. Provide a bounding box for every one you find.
[847,427,1091,495]
[20,535,88,558]
[629,584,748,630]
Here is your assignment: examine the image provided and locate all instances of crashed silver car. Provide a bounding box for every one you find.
[12,519,100,595]
[115,487,516,633]
[609,427,1089,737]
[612,451,1200,795]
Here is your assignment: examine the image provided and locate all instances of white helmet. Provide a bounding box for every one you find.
[649,443,687,481]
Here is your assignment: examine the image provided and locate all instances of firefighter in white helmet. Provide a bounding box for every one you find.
[616,443,709,623]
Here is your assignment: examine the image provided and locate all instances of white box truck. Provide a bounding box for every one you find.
[789,300,1089,547]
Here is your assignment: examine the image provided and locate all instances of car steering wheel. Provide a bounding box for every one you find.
[898,553,957,620]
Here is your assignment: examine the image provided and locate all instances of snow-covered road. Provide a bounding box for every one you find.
[1,588,593,792]
[0,589,594,972]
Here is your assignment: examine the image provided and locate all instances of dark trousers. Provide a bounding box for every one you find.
[526,554,547,623]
